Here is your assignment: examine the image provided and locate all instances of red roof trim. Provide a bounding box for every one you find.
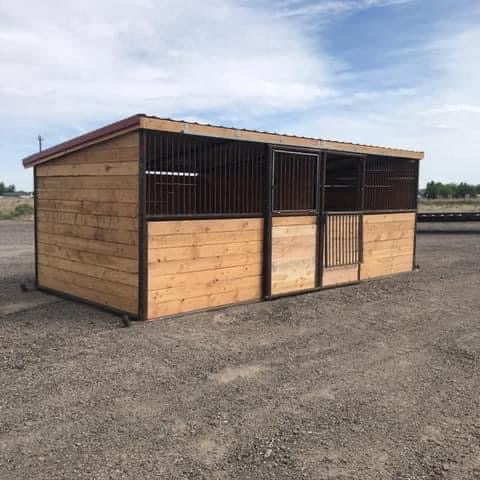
[22,114,143,168]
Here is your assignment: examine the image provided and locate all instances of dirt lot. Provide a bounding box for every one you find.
[1,221,480,480]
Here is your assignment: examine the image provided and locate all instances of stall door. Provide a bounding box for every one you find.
[270,149,320,295]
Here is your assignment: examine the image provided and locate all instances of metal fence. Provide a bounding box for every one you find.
[364,157,417,210]
[144,131,418,219]
[324,153,362,212]
[324,213,361,267]
[145,131,265,217]
[272,150,318,213]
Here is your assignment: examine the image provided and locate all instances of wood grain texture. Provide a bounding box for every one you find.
[323,265,358,286]
[36,132,139,314]
[140,117,424,160]
[147,218,263,319]
[271,216,316,295]
[360,212,415,280]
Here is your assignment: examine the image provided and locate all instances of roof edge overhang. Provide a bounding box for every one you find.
[22,113,424,169]
[22,114,143,168]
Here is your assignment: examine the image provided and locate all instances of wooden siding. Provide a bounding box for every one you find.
[147,218,263,319]
[36,132,139,315]
[323,264,358,287]
[360,212,415,280]
[271,216,316,295]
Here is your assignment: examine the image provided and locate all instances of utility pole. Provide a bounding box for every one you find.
[38,135,43,152]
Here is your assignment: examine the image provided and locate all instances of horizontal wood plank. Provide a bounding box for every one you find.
[38,231,138,259]
[37,188,138,203]
[272,216,316,226]
[149,253,261,277]
[39,254,138,287]
[323,265,358,286]
[148,286,260,319]
[38,242,138,273]
[37,210,138,232]
[37,199,138,218]
[39,264,137,299]
[149,275,261,303]
[37,221,138,246]
[37,175,138,190]
[148,263,262,290]
[149,241,262,262]
[38,270,137,314]
[148,218,262,236]
[37,162,138,177]
[148,229,262,248]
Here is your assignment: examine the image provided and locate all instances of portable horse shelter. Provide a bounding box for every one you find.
[22,114,423,320]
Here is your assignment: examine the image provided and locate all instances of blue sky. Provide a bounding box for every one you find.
[2,0,480,190]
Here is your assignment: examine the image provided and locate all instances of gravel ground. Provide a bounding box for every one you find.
[1,221,480,480]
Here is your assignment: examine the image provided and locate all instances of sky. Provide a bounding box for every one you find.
[1,0,479,191]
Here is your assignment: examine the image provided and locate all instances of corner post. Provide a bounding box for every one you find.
[138,129,148,320]
[33,165,38,288]
[263,145,273,299]
[413,159,420,270]
[316,151,326,287]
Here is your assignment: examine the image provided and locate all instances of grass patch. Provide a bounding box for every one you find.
[0,203,34,220]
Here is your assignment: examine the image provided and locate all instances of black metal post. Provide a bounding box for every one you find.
[316,151,326,287]
[138,129,148,320]
[413,159,420,269]
[263,145,273,299]
[33,166,38,288]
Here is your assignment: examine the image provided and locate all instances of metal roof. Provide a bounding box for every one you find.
[22,113,424,168]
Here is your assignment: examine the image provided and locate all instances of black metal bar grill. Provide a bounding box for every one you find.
[324,213,361,268]
[144,130,265,217]
[364,157,417,210]
[272,150,318,213]
[324,153,363,212]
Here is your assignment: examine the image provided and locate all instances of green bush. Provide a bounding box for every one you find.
[13,204,34,216]
[0,203,34,220]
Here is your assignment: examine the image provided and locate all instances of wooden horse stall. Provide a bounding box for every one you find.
[23,114,423,321]
[25,119,141,317]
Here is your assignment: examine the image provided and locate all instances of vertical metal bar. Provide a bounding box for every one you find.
[33,165,38,288]
[318,151,327,284]
[413,159,420,269]
[263,145,273,299]
[138,129,148,321]
[315,153,322,287]
[182,135,186,214]
[360,156,366,211]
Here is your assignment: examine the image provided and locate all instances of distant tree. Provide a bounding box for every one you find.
[455,182,475,198]
[424,181,439,199]
[424,181,478,199]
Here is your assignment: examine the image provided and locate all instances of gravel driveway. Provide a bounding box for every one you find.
[1,221,479,479]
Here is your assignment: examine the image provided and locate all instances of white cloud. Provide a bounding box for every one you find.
[281,22,480,185]
[0,0,336,124]
[271,0,416,19]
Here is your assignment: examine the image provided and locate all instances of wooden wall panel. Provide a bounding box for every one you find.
[271,216,316,295]
[36,132,139,315]
[147,218,263,319]
[360,213,415,280]
[323,264,358,287]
